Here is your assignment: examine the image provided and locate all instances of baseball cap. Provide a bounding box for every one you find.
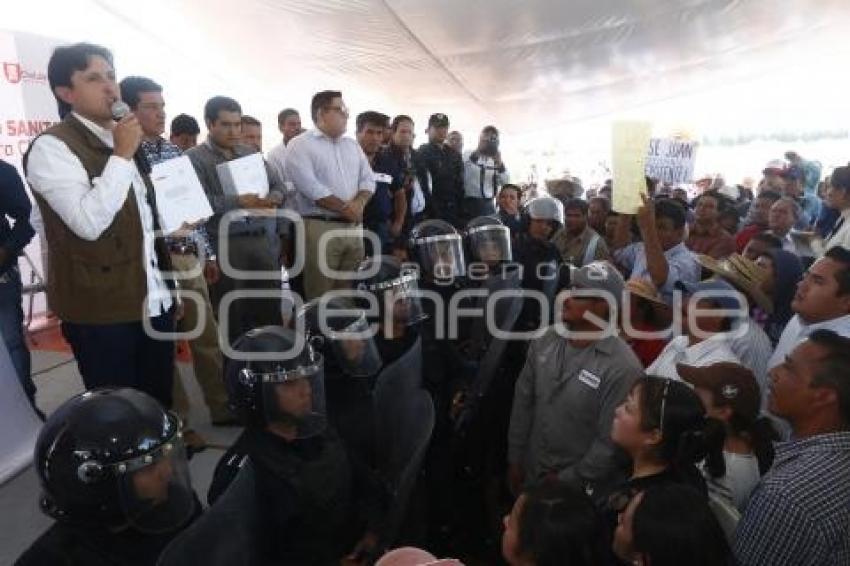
[570,261,625,308]
[674,278,745,313]
[428,113,449,128]
[677,362,760,421]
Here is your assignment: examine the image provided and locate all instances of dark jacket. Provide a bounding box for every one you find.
[417,141,464,228]
[0,159,35,275]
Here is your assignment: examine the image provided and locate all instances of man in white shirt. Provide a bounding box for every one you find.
[266,108,301,186]
[285,90,375,300]
[462,125,509,221]
[646,279,742,379]
[24,43,175,407]
[767,247,850,372]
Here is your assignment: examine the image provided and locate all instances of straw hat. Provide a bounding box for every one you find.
[624,278,669,308]
[696,254,773,313]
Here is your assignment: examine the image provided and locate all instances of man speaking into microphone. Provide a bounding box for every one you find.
[24,43,177,408]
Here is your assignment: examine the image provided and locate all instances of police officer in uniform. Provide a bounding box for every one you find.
[16,388,201,566]
[209,326,352,565]
[417,114,465,229]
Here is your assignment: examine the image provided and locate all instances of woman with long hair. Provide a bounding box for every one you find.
[679,362,779,510]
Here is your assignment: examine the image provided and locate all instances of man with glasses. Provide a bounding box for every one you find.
[507,261,642,497]
[285,90,375,300]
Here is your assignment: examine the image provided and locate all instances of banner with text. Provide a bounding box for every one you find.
[645,138,698,184]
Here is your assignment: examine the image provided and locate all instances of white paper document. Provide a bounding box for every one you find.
[150,156,214,234]
[216,152,270,198]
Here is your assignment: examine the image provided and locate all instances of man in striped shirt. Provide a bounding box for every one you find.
[734,330,850,566]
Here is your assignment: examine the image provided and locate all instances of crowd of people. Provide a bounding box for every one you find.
[1,40,849,565]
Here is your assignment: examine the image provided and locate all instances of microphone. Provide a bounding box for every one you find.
[111,100,151,175]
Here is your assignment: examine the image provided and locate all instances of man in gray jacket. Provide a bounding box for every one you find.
[508,261,642,497]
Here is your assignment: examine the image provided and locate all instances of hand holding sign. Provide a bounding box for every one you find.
[612,121,652,214]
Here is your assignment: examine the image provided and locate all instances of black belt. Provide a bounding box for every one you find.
[303,215,350,224]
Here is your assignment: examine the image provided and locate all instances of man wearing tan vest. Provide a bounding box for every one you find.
[25,43,176,407]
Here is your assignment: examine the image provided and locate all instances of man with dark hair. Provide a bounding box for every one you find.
[588,196,610,235]
[552,198,609,267]
[384,115,427,246]
[613,196,700,303]
[735,330,850,565]
[26,43,176,406]
[461,125,510,220]
[0,159,37,413]
[240,115,262,152]
[418,113,465,228]
[356,111,406,255]
[170,113,200,151]
[736,190,782,252]
[118,76,232,431]
[687,191,736,259]
[285,90,375,299]
[767,247,850,372]
[781,165,820,230]
[447,130,463,154]
[742,231,783,261]
[186,95,285,345]
[267,108,301,182]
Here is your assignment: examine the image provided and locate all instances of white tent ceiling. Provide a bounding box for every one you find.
[5,0,850,179]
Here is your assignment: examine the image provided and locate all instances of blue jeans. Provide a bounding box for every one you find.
[0,264,34,403]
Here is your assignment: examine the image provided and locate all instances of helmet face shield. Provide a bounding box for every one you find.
[415,234,466,279]
[256,359,327,439]
[467,224,512,264]
[327,314,383,377]
[117,433,195,534]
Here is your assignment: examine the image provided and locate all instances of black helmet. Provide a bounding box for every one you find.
[225,325,326,438]
[409,219,466,279]
[296,296,383,378]
[465,215,512,265]
[355,255,427,327]
[35,388,195,534]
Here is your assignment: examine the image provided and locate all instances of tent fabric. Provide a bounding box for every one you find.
[5,0,850,140]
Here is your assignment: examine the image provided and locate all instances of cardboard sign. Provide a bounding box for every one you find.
[645,138,698,184]
[612,121,652,214]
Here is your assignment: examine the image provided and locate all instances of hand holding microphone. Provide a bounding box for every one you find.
[111,100,149,174]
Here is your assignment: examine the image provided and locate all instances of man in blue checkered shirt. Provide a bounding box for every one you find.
[120,77,233,440]
[734,329,850,566]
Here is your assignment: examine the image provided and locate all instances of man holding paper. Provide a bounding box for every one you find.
[120,76,233,430]
[285,90,375,300]
[186,96,285,344]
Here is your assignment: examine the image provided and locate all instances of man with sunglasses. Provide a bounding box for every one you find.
[285,90,375,300]
[507,261,642,498]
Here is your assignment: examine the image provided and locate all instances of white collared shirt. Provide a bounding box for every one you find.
[284,128,375,217]
[767,313,850,371]
[26,112,172,317]
[646,333,740,380]
[727,317,774,396]
[823,209,850,254]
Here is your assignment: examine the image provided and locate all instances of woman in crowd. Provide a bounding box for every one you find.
[497,183,523,235]
[613,484,731,566]
[502,482,606,566]
[608,376,726,501]
[754,249,804,345]
[679,362,779,510]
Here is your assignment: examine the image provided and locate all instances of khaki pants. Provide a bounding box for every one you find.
[303,218,365,301]
[170,252,230,423]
